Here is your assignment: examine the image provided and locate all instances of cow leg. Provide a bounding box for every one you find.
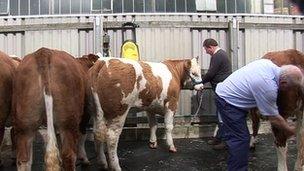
[95,139,108,169]
[92,91,108,169]
[250,108,260,150]
[77,133,89,165]
[16,131,35,171]
[60,130,78,171]
[106,112,128,171]
[147,112,158,149]
[164,110,176,153]
[294,112,304,171]
[272,126,288,171]
[10,127,16,160]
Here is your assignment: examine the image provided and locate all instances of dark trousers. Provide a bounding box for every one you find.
[215,95,250,171]
[215,107,223,140]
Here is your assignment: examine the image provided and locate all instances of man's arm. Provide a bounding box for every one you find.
[202,53,222,84]
[268,115,295,138]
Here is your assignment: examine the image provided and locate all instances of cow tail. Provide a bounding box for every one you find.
[44,89,61,171]
[35,48,61,170]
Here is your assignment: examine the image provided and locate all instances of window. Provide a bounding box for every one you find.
[9,0,18,15]
[71,0,81,14]
[166,0,175,12]
[0,0,9,14]
[102,0,112,12]
[176,0,185,12]
[30,0,39,15]
[236,0,245,13]
[227,0,236,13]
[245,0,251,13]
[186,0,196,12]
[156,0,165,12]
[40,0,49,15]
[124,0,133,12]
[113,0,122,13]
[54,0,59,14]
[61,0,71,14]
[82,0,90,13]
[20,0,29,15]
[144,0,152,12]
[92,0,101,11]
[134,0,144,12]
[274,0,290,14]
[217,0,226,13]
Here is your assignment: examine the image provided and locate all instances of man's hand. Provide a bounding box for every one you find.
[268,115,296,138]
[194,83,204,91]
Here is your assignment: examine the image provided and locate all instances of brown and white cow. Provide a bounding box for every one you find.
[0,51,17,163]
[88,57,202,171]
[12,48,97,171]
[250,49,304,171]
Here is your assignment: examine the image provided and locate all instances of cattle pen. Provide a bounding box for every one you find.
[0,13,304,139]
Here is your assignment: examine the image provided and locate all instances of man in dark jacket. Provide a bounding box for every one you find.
[201,38,232,150]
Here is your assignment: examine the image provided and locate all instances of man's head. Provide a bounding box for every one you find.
[278,65,304,117]
[279,65,304,87]
[203,38,219,55]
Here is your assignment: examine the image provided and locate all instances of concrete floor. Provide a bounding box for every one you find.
[0,133,297,171]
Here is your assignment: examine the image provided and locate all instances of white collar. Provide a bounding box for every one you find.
[213,47,221,54]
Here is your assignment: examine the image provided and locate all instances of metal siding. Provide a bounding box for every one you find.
[238,30,245,67]
[78,29,94,56]
[245,28,294,63]
[295,31,304,52]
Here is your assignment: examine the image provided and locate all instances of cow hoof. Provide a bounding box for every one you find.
[169,146,177,153]
[80,159,90,165]
[97,160,108,170]
[149,142,158,149]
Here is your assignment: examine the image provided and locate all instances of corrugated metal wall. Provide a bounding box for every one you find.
[0,16,95,57]
[0,13,303,118]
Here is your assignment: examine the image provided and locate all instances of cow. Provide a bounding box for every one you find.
[250,49,304,171]
[0,51,18,164]
[88,57,202,171]
[12,48,97,171]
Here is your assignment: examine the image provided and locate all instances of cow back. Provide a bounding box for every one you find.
[263,49,304,67]
[13,47,86,129]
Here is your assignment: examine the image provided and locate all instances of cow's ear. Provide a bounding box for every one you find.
[88,54,99,63]
[194,56,199,62]
[184,59,191,70]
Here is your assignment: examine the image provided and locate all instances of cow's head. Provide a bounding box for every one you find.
[77,54,100,71]
[182,57,202,88]
[277,65,304,118]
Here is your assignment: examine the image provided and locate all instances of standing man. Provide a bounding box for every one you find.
[213,59,298,170]
[201,38,232,150]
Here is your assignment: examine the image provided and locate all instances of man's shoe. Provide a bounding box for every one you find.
[212,142,227,150]
[207,137,221,145]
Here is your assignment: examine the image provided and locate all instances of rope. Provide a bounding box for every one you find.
[193,90,204,116]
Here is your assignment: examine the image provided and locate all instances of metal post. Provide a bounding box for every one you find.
[94,15,103,54]
[228,17,239,71]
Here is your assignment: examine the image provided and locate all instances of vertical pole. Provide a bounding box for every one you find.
[94,15,103,54]
[228,17,239,71]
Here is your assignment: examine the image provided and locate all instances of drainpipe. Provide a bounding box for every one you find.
[228,17,239,71]
[94,15,103,54]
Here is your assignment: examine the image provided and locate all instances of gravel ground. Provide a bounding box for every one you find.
[0,133,297,171]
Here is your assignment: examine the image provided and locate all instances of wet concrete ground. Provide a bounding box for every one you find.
[0,133,297,171]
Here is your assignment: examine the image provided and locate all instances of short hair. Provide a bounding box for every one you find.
[280,65,304,86]
[203,38,218,48]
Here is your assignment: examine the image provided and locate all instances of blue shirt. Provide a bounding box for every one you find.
[215,59,281,116]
